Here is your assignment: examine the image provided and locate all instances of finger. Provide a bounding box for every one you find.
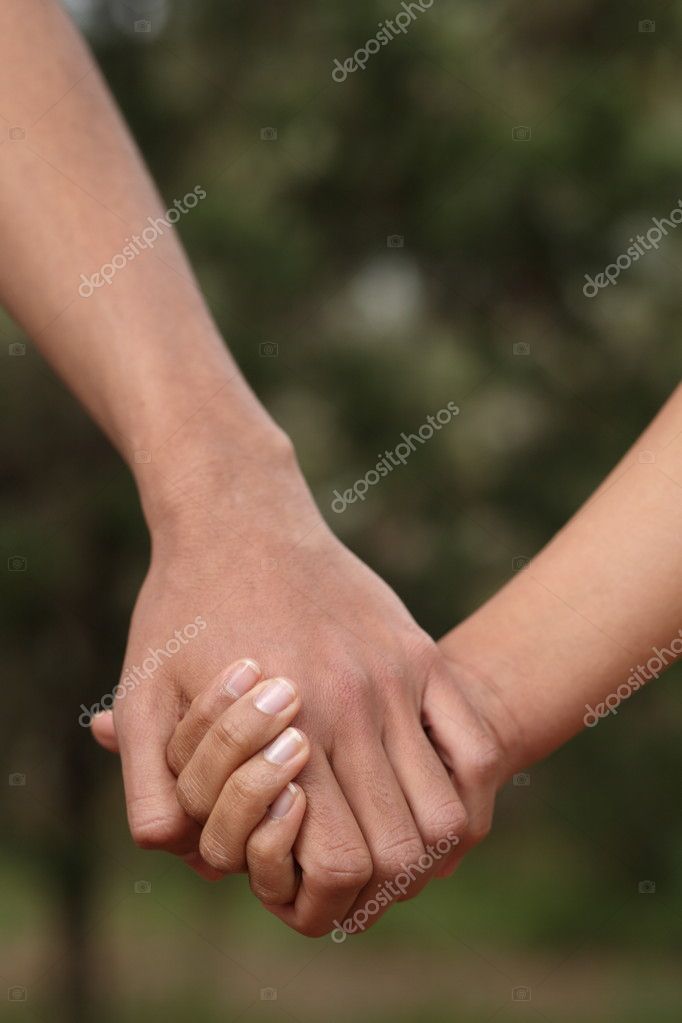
[199,727,310,873]
[266,750,373,937]
[433,756,497,879]
[116,684,199,856]
[331,743,428,930]
[90,710,119,753]
[167,658,262,774]
[384,719,468,880]
[422,671,501,878]
[246,782,307,905]
[110,684,218,877]
[175,676,302,824]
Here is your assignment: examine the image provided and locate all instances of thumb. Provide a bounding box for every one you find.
[422,660,501,878]
[116,682,200,855]
[90,710,120,753]
[97,686,218,878]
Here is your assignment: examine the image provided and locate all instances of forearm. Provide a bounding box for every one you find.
[0,1,289,529]
[440,384,682,777]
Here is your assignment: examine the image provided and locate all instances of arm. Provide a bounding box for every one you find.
[2,0,496,935]
[434,384,682,783]
[0,0,281,507]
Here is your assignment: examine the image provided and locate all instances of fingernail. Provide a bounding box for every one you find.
[223,658,260,698]
[263,727,305,765]
[254,677,296,715]
[268,783,298,819]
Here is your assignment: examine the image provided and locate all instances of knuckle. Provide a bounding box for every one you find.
[191,690,218,729]
[199,830,236,873]
[466,740,502,784]
[249,879,280,904]
[309,852,373,895]
[247,832,279,872]
[167,708,215,774]
[130,814,181,851]
[228,769,260,806]
[373,833,425,880]
[421,799,468,846]
[175,772,208,823]
[127,792,185,850]
[213,713,251,758]
[185,710,214,748]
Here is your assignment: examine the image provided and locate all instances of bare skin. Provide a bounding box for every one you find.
[438,383,682,776]
[90,380,682,908]
[3,0,680,936]
[0,0,503,936]
[93,383,682,904]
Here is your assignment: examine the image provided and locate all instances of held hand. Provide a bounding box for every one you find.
[168,660,309,905]
[92,449,506,935]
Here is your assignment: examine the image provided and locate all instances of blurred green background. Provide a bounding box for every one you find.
[2,0,681,1020]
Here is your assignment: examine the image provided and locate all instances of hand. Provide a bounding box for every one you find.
[93,660,309,903]
[91,441,507,936]
[167,659,309,904]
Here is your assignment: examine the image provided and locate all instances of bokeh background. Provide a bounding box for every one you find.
[2,0,681,1020]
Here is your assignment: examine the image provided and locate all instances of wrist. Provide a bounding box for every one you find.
[133,401,315,545]
[438,617,548,784]
[439,570,606,782]
[442,651,532,785]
